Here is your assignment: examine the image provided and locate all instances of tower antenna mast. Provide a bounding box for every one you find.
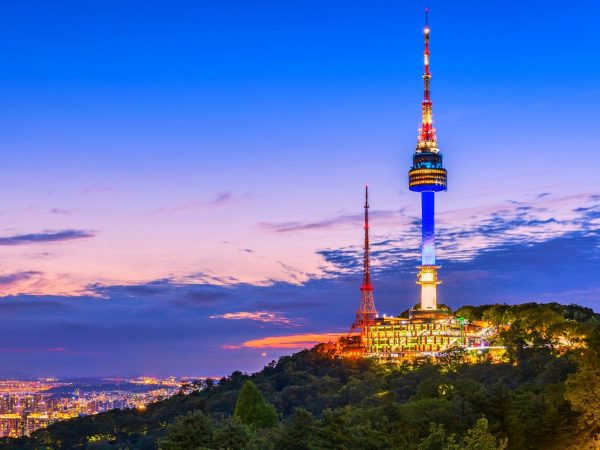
[350,186,377,336]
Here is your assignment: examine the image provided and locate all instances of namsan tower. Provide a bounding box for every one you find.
[408,9,447,312]
[350,185,378,335]
[335,10,495,361]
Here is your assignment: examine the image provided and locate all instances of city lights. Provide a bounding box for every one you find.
[0,377,189,438]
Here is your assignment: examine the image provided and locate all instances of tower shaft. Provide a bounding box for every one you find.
[418,192,440,309]
[351,186,377,334]
[421,191,435,266]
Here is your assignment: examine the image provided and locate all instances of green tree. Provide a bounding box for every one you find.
[461,417,508,450]
[276,408,316,450]
[234,380,278,428]
[417,423,448,450]
[312,408,356,450]
[212,417,254,450]
[418,418,508,450]
[438,346,468,372]
[566,326,600,445]
[158,410,213,450]
[482,304,509,331]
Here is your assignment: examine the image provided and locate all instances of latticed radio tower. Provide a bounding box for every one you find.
[350,186,378,335]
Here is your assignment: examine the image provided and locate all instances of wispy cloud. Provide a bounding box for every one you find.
[0,272,83,297]
[0,271,42,287]
[0,230,95,246]
[89,278,232,307]
[210,311,297,326]
[80,186,115,196]
[261,210,401,233]
[49,208,72,215]
[223,333,341,349]
[155,191,248,214]
[275,260,308,282]
[23,252,57,260]
[0,347,65,353]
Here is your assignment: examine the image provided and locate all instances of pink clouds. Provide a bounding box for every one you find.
[209,311,297,326]
[0,271,85,297]
[223,332,341,349]
[0,271,46,296]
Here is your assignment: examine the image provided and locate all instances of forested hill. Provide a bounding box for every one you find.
[1,302,599,450]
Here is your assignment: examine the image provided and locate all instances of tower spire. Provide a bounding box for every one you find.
[419,8,436,148]
[350,185,377,335]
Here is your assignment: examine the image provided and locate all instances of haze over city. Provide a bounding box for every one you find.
[0,0,598,377]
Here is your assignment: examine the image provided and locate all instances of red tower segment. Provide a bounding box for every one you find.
[419,8,436,145]
[351,186,377,335]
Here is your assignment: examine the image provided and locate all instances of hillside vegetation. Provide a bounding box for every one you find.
[1,302,598,450]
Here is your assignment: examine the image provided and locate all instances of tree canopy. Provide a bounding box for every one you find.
[234,380,278,429]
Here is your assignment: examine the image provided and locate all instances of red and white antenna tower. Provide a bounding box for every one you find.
[350,186,377,335]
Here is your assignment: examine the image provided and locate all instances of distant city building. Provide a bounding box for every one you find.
[0,414,22,439]
[24,413,50,437]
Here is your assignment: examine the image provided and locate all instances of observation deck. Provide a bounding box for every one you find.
[408,151,447,192]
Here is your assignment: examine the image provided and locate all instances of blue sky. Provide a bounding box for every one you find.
[0,0,598,377]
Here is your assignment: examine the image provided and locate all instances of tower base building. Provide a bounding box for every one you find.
[338,308,500,363]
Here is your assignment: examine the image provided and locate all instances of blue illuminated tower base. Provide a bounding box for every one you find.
[416,192,441,310]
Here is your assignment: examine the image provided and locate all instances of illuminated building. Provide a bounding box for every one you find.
[24,413,50,436]
[0,414,22,438]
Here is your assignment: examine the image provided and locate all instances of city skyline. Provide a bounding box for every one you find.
[0,1,599,377]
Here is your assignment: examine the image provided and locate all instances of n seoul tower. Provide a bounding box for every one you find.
[408,9,448,312]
